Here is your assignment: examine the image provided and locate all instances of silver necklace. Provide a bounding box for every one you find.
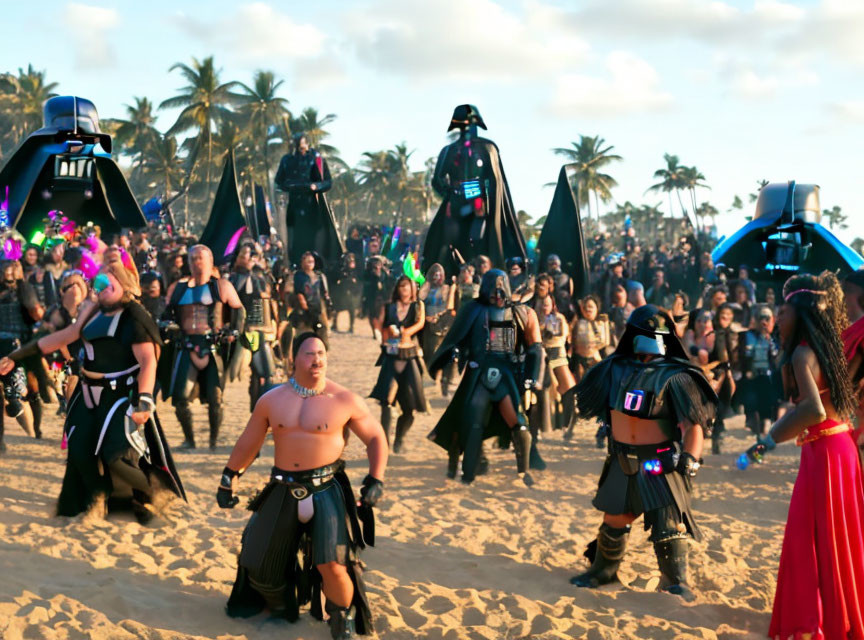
[289,377,323,398]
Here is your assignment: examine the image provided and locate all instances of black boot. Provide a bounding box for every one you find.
[570,523,630,587]
[511,416,534,486]
[654,537,695,601]
[561,387,578,441]
[476,443,490,476]
[380,404,392,447]
[325,600,357,639]
[176,402,196,449]
[594,424,607,449]
[393,413,413,454]
[29,395,43,439]
[208,388,224,450]
[711,420,724,455]
[528,436,547,471]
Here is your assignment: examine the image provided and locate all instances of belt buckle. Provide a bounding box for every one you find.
[291,486,309,500]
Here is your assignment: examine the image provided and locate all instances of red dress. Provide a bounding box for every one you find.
[769,418,864,639]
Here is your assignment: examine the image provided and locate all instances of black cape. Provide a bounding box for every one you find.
[426,300,515,450]
[0,128,145,240]
[536,166,590,298]
[275,150,345,267]
[246,182,271,239]
[421,136,526,276]
[199,149,247,266]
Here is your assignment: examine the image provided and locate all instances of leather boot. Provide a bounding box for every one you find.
[208,388,223,449]
[325,600,357,639]
[29,395,43,439]
[528,436,547,471]
[570,523,630,587]
[654,537,695,601]
[393,413,413,454]
[380,404,392,447]
[176,402,196,449]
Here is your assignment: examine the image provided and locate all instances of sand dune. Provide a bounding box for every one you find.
[0,328,792,639]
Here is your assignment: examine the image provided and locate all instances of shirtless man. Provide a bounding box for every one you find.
[219,332,387,639]
[569,305,717,600]
[164,245,244,449]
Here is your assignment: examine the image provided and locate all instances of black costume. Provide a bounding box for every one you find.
[291,268,331,347]
[274,146,345,267]
[228,266,278,410]
[0,277,39,449]
[225,461,374,636]
[331,253,362,334]
[164,278,238,449]
[427,270,543,483]
[421,278,456,396]
[10,301,185,517]
[422,105,526,276]
[369,300,429,453]
[361,259,389,322]
[739,328,782,436]
[571,305,717,599]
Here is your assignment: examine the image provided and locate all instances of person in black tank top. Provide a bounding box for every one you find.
[0,261,185,520]
[369,276,429,453]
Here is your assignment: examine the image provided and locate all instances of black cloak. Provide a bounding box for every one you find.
[421,133,526,276]
[274,150,345,267]
[0,96,145,240]
[536,166,590,298]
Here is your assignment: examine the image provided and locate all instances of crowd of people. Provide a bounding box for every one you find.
[0,211,862,639]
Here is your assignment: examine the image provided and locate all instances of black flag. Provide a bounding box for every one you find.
[200,149,247,265]
[536,165,590,298]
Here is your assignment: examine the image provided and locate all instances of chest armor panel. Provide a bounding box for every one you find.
[486,307,517,354]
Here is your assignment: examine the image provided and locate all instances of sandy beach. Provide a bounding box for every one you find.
[0,327,793,639]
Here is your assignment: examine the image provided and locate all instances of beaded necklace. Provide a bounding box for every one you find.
[288,377,323,398]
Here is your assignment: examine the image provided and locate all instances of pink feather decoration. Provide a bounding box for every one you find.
[224,226,247,257]
[119,247,134,270]
[3,238,22,260]
[79,251,99,279]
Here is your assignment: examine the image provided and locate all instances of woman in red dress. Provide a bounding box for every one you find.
[768,272,864,639]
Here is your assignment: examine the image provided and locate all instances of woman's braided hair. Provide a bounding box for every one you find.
[781,271,856,419]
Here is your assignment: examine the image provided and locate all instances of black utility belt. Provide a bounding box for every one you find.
[81,374,137,390]
[269,462,342,499]
[611,440,678,476]
[178,334,217,349]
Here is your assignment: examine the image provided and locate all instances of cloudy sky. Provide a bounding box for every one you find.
[5,0,864,238]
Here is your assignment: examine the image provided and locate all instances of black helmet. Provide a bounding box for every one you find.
[448,104,487,132]
[478,269,511,304]
[615,304,687,359]
[505,256,525,271]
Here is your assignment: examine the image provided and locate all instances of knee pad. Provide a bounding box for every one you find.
[5,398,23,418]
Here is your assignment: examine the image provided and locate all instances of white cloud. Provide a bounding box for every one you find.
[344,0,589,81]
[64,3,119,69]
[827,100,864,123]
[173,3,327,62]
[548,51,673,117]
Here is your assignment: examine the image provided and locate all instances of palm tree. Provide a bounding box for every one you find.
[552,135,622,221]
[237,70,290,201]
[680,166,709,219]
[647,153,686,217]
[0,65,58,157]
[355,150,394,218]
[289,107,339,157]
[104,97,161,178]
[159,56,244,200]
[695,202,719,233]
[823,205,848,230]
[140,134,186,200]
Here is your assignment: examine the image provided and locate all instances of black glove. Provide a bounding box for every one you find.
[216,466,241,509]
[359,474,384,507]
[676,452,701,478]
